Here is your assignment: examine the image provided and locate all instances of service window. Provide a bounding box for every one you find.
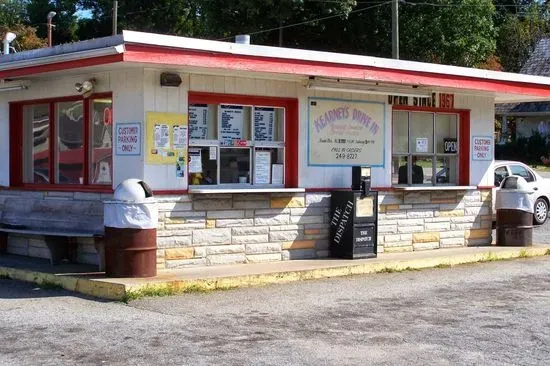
[19,94,113,187]
[392,110,459,186]
[189,101,286,187]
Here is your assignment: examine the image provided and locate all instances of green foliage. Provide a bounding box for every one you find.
[400,0,497,67]
[26,0,79,44]
[497,3,550,72]
[0,0,546,74]
[496,131,550,165]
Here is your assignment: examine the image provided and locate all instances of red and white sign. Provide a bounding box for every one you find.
[472,136,493,161]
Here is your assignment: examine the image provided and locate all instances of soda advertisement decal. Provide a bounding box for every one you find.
[308,98,385,167]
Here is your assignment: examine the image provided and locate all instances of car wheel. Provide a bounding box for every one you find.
[534,198,548,225]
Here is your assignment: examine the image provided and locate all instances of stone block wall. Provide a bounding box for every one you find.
[0,188,493,269]
[377,189,493,253]
[156,193,332,269]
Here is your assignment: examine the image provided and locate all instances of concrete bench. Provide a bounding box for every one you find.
[0,198,105,269]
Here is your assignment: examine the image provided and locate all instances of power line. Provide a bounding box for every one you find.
[217,1,393,41]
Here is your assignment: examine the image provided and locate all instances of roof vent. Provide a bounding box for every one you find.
[235,34,250,45]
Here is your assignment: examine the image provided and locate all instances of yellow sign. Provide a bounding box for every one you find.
[308,98,385,167]
[146,112,188,165]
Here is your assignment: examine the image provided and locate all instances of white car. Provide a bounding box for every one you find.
[493,160,550,225]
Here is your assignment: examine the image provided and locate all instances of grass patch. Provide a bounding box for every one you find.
[376,266,419,274]
[518,249,529,258]
[530,165,550,172]
[122,282,233,302]
[479,252,499,262]
[434,263,452,269]
[0,273,10,280]
[545,249,550,256]
[377,267,398,273]
[124,286,176,302]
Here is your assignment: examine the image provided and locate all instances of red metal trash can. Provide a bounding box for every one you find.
[496,175,535,247]
[103,179,158,278]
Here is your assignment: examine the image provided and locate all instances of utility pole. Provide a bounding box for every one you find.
[392,0,399,59]
[112,1,118,36]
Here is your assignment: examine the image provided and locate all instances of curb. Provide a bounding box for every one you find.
[1,247,549,301]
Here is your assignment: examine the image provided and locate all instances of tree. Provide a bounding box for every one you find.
[397,0,497,67]
[26,0,79,45]
[0,1,46,52]
[496,2,550,72]
[200,0,356,47]
[76,0,205,39]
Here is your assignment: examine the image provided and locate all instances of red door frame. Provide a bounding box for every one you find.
[8,92,114,192]
[392,105,471,186]
[188,91,299,188]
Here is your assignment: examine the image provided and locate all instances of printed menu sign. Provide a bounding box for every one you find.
[189,148,202,173]
[254,107,275,141]
[472,136,493,161]
[254,150,271,184]
[173,125,188,149]
[189,104,208,139]
[308,98,385,166]
[220,105,244,141]
[154,124,170,149]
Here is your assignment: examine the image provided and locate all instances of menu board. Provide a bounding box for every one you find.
[189,104,209,140]
[220,105,244,141]
[254,107,275,141]
[254,150,271,184]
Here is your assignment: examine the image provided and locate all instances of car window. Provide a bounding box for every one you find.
[510,165,535,182]
[494,166,509,187]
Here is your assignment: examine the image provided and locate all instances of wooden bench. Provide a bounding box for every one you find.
[0,198,105,269]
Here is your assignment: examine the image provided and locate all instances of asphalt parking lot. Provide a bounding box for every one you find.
[1,256,550,365]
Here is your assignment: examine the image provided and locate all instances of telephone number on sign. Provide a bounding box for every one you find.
[336,153,358,160]
[331,147,362,153]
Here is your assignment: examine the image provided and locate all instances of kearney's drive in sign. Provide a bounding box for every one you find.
[308,98,385,167]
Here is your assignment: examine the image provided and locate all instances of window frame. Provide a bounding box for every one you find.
[9,93,114,192]
[188,92,298,189]
[392,105,470,187]
[509,164,535,183]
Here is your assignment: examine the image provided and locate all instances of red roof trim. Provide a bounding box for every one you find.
[123,44,550,98]
[0,54,124,79]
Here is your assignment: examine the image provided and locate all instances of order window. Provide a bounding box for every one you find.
[392,110,459,186]
[21,96,113,186]
[189,103,285,187]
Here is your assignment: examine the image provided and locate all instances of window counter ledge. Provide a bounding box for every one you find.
[189,187,306,194]
[392,186,478,191]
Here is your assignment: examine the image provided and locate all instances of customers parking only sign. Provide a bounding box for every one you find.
[472,136,493,161]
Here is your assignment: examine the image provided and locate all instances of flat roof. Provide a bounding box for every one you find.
[1,30,550,102]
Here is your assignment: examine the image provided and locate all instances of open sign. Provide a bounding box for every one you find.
[444,138,457,153]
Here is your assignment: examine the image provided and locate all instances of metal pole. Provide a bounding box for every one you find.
[392,0,399,59]
[113,1,118,35]
[278,20,283,47]
[47,18,52,47]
